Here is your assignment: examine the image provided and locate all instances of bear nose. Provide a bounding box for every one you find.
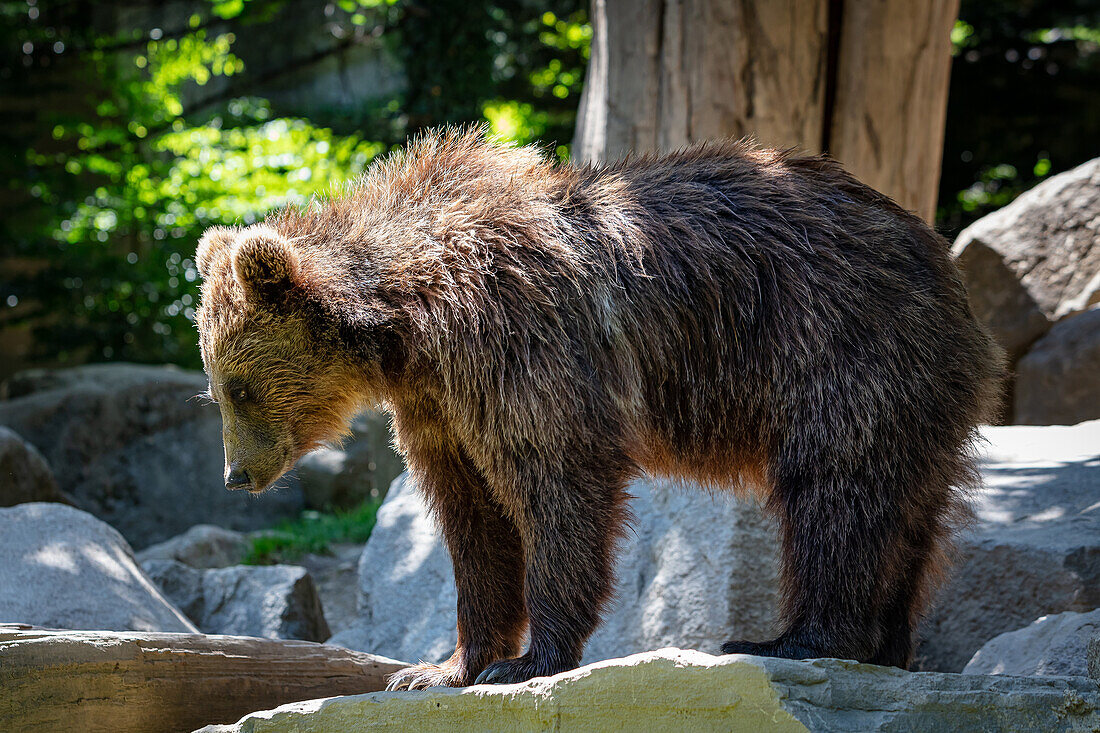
[225,466,251,491]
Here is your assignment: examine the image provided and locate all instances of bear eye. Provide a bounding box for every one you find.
[227,383,250,404]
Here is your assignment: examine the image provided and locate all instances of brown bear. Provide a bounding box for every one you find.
[195,128,1003,689]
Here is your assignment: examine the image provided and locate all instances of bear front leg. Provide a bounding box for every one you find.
[474,464,628,685]
[387,452,526,690]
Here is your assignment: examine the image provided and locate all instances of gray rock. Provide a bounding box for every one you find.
[140,560,206,621]
[136,524,248,569]
[1089,636,1100,681]
[953,232,1053,362]
[202,649,1100,733]
[585,479,779,664]
[953,156,1100,362]
[0,426,72,507]
[0,502,197,632]
[202,565,330,642]
[296,410,404,511]
[916,419,1100,671]
[293,542,364,638]
[0,363,304,548]
[964,609,1100,678]
[1014,307,1100,425]
[143,560,330,643]
[328,472,780,665]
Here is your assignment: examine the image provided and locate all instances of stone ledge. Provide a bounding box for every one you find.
[199,648,1100,733]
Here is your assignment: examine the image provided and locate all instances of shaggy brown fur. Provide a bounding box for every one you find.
[196,128,1003,688]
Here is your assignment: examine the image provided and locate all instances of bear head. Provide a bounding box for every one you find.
[194,224,382,494]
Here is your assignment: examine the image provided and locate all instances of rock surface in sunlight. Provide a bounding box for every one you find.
[200,648,1100,733]
[327,473,780,666]
[952,156,1100,363]
[917,419,1100,671]
[0,503,196,632]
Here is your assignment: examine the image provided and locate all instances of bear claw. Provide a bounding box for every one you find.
[386,661,464,691]
[721,637,820,660]
[473,654,569,685]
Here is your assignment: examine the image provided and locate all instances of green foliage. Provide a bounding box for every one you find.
[483,100,550,146]
[10,16,386,367]
[3,0,589,370]
[243,500,383,564]
[951,20,976,53]
[394,0,588,150]
[500,7,589,157]
[938,0,1100,235]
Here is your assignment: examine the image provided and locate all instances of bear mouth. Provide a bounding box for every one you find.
[248,451,297,494]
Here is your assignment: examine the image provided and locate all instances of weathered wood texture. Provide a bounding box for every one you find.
[574,0,959,221]
[829,0,960,221]
[0,627,407,733]
[574,0,827,159]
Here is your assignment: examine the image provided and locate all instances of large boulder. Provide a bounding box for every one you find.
[333,421,1099,675]
[202,648,1100,733]
[0,426,72,507]
[329,472,780,665]
[295,410,404,511]
[0,503,197,632]
[0,363,304,548]
[952,157,1100,363]
[1014,307,1100,425]
[142,560,330,642]
[916,419,1100,671]
[0,627,405,733]
[963,609,1100,678]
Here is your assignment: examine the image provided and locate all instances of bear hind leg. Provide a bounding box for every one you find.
[723,457,906,663]
[867,488,961,669]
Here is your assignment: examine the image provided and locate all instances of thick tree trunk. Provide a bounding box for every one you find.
[829,0,959,222]
[574,0,959,222]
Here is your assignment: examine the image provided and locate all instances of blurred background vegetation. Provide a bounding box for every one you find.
[1,0,1098,374]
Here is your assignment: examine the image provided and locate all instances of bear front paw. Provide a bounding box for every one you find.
[386,660,468,690]
[721,636,820,660]
[473,653,574,685]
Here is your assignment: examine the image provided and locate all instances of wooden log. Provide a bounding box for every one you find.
[829,0,960,221]
[0,627,407,733]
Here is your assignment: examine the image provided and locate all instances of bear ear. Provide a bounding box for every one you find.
[231,226,302,305]
[195,226,239,279]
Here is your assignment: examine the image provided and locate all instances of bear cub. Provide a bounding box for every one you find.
[195,129,1003,688]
